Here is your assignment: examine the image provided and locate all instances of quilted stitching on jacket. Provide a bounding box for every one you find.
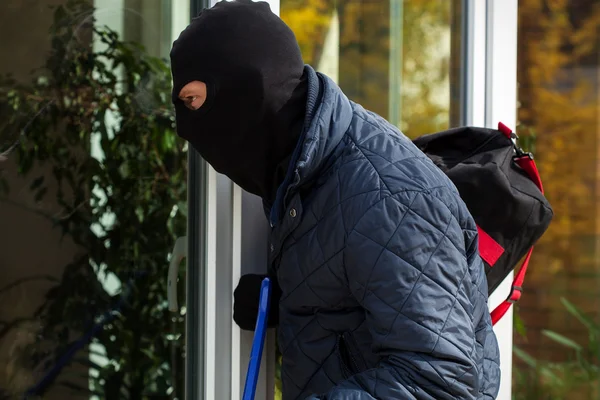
[268,66,501,400]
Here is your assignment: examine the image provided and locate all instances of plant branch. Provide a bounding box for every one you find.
[0,197,57,221]
[0,99,56,162]
[0,196,89,223]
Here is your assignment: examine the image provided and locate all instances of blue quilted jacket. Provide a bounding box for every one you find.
[265,66,501,400]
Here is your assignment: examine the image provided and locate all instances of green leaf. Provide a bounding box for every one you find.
[560,297,600,335]
[538,365,563,383]
[513,346,565,383]
[513,346,538,368]
[141,347,157,361]
[542,330,583,351]
[514,309,527,339]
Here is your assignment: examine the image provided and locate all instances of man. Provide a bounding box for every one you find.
[170,1,500,399]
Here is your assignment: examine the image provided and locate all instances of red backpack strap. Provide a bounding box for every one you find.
[490,123,544,325]
[490,246,533,325]
[477,227,505,266]
[514,155,544,195]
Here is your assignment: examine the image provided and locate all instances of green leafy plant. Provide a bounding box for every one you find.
[513,297,600,399]
[0,1,187,398]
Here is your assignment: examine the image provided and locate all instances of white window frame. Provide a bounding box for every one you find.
[464,1,518,399]
[486,2,518,399]
[186,1,280,400]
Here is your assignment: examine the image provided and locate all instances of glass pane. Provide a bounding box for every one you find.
[0,1,189,399]
[276,1,463,398]
[281,0,463,138]
[513,1,600,399]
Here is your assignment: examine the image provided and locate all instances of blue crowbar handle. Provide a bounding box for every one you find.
[242,277,271,400]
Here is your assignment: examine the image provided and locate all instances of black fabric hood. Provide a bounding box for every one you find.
[170,0,307,201]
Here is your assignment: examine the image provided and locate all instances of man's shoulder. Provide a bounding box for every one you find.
[339,104,454,196]
[320,104,476,232]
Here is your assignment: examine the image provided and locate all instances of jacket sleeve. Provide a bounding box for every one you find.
[307,190,488,400]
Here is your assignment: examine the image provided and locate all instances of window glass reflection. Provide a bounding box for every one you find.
[0,1,188,399]
[513,1,600,399]
[281,0,463,137]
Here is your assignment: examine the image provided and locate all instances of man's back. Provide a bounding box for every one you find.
[271,66,501,399]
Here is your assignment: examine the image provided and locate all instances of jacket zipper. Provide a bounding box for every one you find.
[338,332,367,377]
[336,335,353,379]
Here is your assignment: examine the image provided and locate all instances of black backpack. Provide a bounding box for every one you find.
[413,122,553,325]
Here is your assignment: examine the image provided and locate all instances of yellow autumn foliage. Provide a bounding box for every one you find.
[518,0,600,283]
[514,2,600,396]
[282,0,457,138]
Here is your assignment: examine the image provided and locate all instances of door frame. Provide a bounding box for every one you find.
[186,0,279,398]
[481,1,518,399]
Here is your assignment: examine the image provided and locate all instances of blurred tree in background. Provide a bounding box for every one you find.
[514,0,600,398]
[282,0,455,137]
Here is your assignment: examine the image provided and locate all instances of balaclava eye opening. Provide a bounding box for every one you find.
[170,0,308,202]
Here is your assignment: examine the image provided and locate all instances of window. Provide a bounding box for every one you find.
[281,0,464,138]
[276,1,464,398]
[0,1,188,398]
[513,1,600,399]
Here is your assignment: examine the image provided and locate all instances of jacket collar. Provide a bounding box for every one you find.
[267,65,353,226]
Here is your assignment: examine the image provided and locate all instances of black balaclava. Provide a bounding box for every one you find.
[170,0,308,202]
